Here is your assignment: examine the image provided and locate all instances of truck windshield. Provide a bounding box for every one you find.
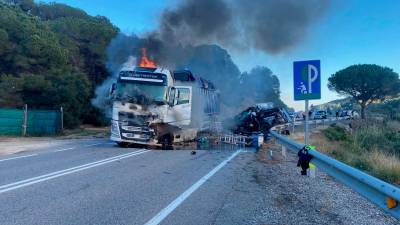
[115,82,167,105]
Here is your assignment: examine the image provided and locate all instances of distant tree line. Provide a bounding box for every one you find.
[0,0,119,128]
[328,64,400,119]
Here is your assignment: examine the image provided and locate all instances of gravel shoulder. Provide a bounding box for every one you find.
[251,139,398,225]
[0,138,104,156]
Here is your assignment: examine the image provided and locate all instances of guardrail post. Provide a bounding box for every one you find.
[308,163,316,178]
[281,145,287,158]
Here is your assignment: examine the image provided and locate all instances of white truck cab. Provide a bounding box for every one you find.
[109,67,218,149]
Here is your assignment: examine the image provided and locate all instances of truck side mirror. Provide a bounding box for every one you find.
[109,83,116,96]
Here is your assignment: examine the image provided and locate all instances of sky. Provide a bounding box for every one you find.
[38,0,400,110]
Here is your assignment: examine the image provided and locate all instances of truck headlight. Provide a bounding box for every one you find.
[111,120,120,137]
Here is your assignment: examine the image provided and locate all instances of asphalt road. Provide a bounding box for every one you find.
[0,140,264,225]
[0,138,397,225]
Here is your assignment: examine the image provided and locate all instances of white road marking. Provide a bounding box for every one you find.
[0,154,38,162]
[55,147,75,152]
[0,149,150,194]
[144,150,242,225]
[54,142,110,152]
[84,143,104,147]
[1,141,112,160]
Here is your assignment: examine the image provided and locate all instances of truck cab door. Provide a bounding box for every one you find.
[167,86,192,126]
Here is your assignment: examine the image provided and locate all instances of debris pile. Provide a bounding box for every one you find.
[229,103,291,135]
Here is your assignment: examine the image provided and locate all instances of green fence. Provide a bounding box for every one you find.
[0,109,24,135]
[0,107,62,136]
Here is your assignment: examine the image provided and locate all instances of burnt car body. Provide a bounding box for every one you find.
[231,103,292,135]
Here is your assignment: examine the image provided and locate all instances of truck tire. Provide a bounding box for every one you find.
[117,142,129,147]
[160,134,173,150]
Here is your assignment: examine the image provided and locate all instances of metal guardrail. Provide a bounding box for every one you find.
[272,116,350,132]
[270,130,400,220]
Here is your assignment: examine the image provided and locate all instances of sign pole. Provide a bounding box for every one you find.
[293,60,320,146]
[304,99,309,145]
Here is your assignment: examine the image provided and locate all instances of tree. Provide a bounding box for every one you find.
[17,0,34,12]
[239,66,284,107]
[0,75,23,107]
[32,2,87,20]
[17,73,92,128]
[49,16,119,85]
[0,2,118,128]
[328,64,400,119]
[47,73,92,128]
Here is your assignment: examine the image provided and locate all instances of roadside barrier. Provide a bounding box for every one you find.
[0,105,63,136]
[270,130,400,220]
[273,116,350,133]
[218,134,247,147]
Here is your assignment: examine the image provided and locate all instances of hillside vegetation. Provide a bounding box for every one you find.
[320,121,400,184]
[0,0,118,128]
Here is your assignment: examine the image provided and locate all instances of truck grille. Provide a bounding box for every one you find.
[121,126,142,132]
[118,112,147,126]
[121,133,150,140]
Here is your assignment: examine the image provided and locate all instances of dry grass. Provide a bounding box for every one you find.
[366,150,400,184]
[290,129,341,155]
[61,126,109,139]
[288,123,400,184]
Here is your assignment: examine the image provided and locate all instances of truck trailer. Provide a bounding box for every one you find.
[109,67,219,149]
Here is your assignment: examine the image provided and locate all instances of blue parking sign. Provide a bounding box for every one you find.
[293,60,321,101]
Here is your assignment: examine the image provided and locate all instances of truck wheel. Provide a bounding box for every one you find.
[117,142,129,147]
[160,134,173,150]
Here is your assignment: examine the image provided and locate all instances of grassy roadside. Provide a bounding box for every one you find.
[291,120,400,185]
[0,125,110,140]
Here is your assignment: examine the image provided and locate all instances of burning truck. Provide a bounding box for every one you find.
[109,50,219,149]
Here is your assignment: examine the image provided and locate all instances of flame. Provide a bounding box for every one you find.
[139,48,157,68]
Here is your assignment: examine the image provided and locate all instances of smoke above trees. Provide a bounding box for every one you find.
[93,0,330,116]
[156,0,329,55]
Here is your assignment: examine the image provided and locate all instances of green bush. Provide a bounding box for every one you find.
[353,120,400,155]
[322,125,350,142]
[322,120,400,184]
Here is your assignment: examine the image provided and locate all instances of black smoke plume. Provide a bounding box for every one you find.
[151,0,330,55]
[93,0,330,116]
